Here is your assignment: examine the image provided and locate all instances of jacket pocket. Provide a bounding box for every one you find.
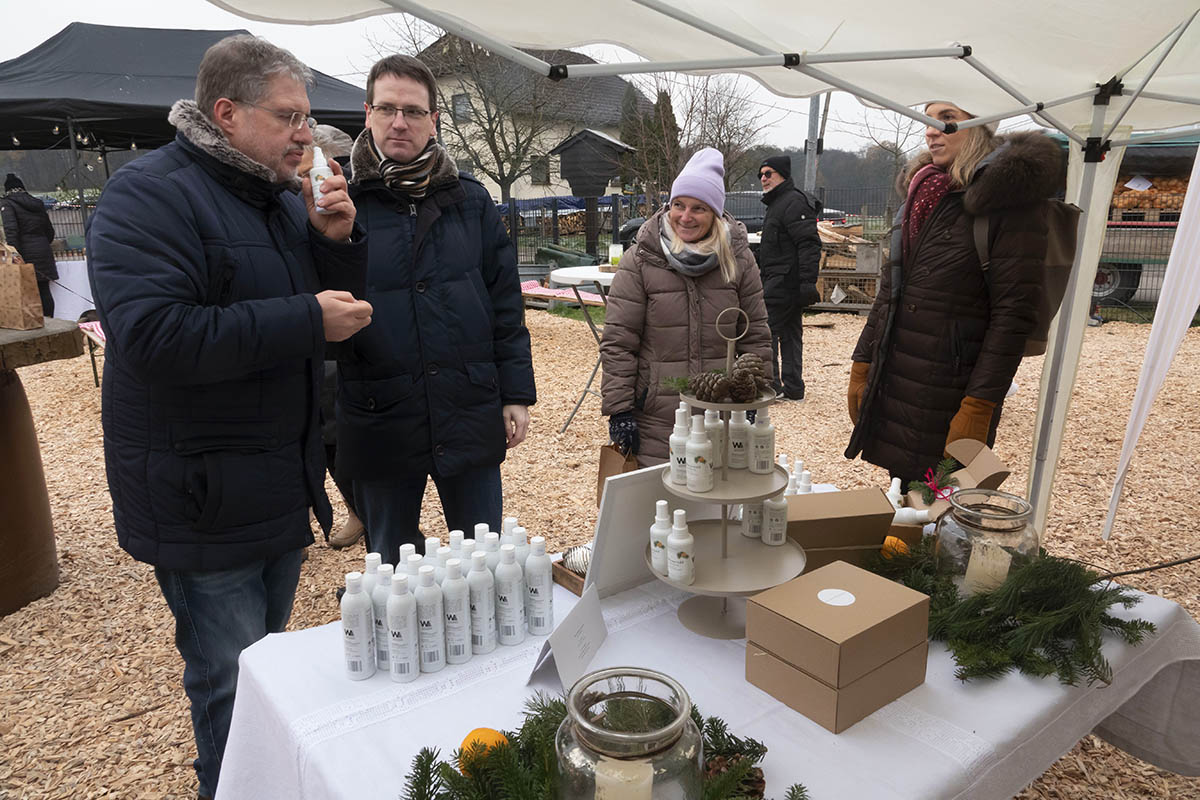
[341,373,416,415]
[950,320,964,375]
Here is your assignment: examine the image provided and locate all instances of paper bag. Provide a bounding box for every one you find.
[0,248,44,330]
[597,443,638,506]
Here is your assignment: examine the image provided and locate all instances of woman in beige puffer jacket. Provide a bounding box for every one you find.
[600,149,772,467]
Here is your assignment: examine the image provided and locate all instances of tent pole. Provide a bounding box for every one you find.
[66,118,88,231]
[1111,124,1200,147]
[792,64,948,131]
[803,95,821,192]
[1137,90,1200,107]
[953,89,1101,132]
[1028,101,1109,531]
[100,143,110,181]
[960,55,1084,144]
[1115,17,1192,81]
[1103,8,1198,140]
[376,0,553,77]
[567,55,789,77]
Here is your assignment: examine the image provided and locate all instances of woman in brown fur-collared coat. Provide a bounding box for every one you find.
[601,148,772,467]
[846,102,1065,482]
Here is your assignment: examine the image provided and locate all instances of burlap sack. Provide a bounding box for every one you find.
[0,245,44,330]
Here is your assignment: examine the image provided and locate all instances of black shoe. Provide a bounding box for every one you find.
[783,388,806,401]
[335,586,346,602]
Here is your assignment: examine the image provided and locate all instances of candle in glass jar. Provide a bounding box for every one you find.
[594,758,653,799]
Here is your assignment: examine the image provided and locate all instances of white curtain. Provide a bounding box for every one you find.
[1102,148,1200,539]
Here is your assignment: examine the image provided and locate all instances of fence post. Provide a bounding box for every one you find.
[584,196,600,257]
[551,198,560,245]
[508,201,520,261]
[611,193,621,245]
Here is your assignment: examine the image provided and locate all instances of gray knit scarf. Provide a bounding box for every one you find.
[367,135,441,198]
[659,217,720,277]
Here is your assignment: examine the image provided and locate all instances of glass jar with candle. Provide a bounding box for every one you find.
[556,667,703,799]
[935,488,1040,596]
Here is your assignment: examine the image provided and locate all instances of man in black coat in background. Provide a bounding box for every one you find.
[1,173,57,317]
[758,156,822,401]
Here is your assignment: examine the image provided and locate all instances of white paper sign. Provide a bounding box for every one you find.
[528,584,607,690]
[1124,175,1152,192]
[830,284,848,304]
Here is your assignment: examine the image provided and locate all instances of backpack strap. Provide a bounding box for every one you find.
[973,214,991,272]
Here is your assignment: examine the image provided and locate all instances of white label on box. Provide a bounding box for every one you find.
[962,541,1012,595]
[1124,175,1152,191]
[817,588,856,607]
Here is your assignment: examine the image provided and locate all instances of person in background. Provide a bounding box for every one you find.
[338,54,535,567]
[757,155,822,401]
[601,147,772,466]
[845,101,1062,483]
[1,173,57,317]
[86,35,371,800]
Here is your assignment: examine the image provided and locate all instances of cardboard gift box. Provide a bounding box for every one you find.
[746,561,929,733]
[786,488,896,571]
[906,439,1010,518]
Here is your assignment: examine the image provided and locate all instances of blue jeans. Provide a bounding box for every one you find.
[155,547,304,798]
[354,463,503,566]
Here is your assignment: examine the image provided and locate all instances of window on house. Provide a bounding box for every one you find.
[452,93,471,123]
[530,156,550,186]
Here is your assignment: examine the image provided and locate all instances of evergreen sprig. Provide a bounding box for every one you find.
[401,693,808,799]
[864,541,1156,685]
[907,457,961,505]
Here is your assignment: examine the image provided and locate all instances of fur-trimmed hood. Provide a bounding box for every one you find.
[167,100,301,192]
[348,128,459,191]
[901,131,1064,217]
[963,131,1064,216]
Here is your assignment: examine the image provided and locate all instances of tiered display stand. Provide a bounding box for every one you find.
[647,390,806,639]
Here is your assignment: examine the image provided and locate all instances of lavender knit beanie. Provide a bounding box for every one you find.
[670,148,725,216]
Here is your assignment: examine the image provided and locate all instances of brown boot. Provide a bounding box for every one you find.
[328,508,366,550]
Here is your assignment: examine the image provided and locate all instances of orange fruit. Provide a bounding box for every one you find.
[459,727,509,774]
[881,536,910,559]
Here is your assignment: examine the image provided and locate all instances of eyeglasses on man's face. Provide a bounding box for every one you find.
[369,105,432,122]
[759,169,776,180]
[237,101,316,131]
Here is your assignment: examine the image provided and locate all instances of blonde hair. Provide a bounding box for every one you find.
[666,215,739,283]
[903,106,998,190]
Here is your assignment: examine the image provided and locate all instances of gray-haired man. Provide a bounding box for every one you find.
[86,35,371,799]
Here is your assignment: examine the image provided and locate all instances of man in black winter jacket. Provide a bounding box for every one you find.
[758,156,822,400]
[337,55,535,566]
[1,174,57,317]
[86,36,371,800]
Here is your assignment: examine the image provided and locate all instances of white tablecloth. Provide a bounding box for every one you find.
[50,259,93,321]
[216,580,1200,800]
[548,265,616,288]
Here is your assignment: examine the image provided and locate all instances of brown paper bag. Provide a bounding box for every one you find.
[0,248,44,330]
[597,443,639,506]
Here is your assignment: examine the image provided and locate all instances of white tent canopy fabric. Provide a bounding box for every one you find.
[210,0,1200,539]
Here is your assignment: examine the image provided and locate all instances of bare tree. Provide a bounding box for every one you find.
[673,74,779,189]
[371,18,577,202]
[619,87,681,216]
[831,107,926,191]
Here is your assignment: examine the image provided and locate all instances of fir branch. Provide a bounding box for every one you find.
[402,748,446,800]
[703,756,755,800]
[663,376,692,394]
[702,716,768,764]
[782,785,812,800]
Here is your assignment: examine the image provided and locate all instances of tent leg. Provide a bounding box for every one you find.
[67,118,88,232]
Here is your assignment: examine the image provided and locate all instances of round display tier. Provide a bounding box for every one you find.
[679,391,777,412]
[661,464,788,504]
[644,519,806,598]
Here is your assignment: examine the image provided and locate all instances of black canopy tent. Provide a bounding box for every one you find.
[0,22,367,152]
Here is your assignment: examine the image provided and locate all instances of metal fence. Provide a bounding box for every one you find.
[501,196,630,265]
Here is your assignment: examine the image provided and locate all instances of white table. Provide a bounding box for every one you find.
[50,259,93,321]
[216,579,1200,800]
[548,266,616,433]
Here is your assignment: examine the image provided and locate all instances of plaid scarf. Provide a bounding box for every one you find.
[368,136,441,198]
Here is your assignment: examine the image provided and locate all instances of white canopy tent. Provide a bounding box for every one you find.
[211,0,1200,538]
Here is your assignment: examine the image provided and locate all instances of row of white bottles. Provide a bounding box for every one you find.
[648,502,696,586]
[343,541,554,681]
[669,408,777,488]
[740,491,789,547]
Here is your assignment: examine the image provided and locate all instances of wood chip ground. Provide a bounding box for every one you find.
[2,310,1198,799]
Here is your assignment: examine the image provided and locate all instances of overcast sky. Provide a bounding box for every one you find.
[0,0,983,155]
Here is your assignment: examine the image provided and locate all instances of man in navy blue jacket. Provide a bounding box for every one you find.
[338,54,536,565]
[87,35,371,800]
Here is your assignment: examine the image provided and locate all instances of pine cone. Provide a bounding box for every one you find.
[727,368,758,403]
[733,352,766,379]
[689,370,723,402]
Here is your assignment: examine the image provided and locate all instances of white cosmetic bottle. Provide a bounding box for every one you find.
[685,414,714,492]
[524,536,554,635]
[797,469,813,494]
[502,516,518,543]
[886,477,905,510]
[742,500,764,539]
[371,563,394,671]
[474,522,490,545]
[460,538,476,562]
[398,543,417,569]
[435,546,453,584]
[405,553,424,582]
[728,410,750,469]
[749,408,776,474]
[494,544,526,645]
[513,525,531,569]
[414,566,445,673]
[784,473,799,496]
[449,529,465,562]
[386,573,419,682]
[666,509,695,585]
[484,531,502,573]
[442,559,472,665]
[704,409,725,468]
[777,453,789,472]
[649,500,671,575]
[668,408,689,485]
[363,552,382,598]
[340,572,376,680]
[423,537,441,570]
[467,552,497,654]
[309,146,335,215]
[763,492,788,546]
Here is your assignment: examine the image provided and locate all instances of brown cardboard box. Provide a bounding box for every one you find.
[906,439,1010,518]
[746,561,930,733]
[786,489,896,571]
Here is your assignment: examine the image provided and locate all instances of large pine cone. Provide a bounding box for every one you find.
[689,370,728,402]
[733,353,771,392]
[727,368,758,403]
